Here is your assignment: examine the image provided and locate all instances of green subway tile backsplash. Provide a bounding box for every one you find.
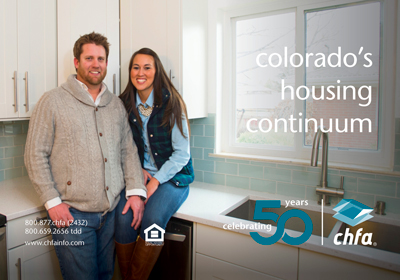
[276,182,306,199]
[239,164,263,179]
[0,121,29,181]
[5,146,24,158]
[5,167,22,180]
[376,196,400,214]
[204,172,225,185]
[205,125,215,137]
[250,178,276,193]
[194,136,215,149]
[194,170,204,182]
[216,162,238,175]
[189,114,400,214]
[191,147,203,159]
[264,167,291,182]
[190,124,204,136]
[358,179,397,197]
[344,192,375,209]
[193,159,215,172]
[226,175,249,189]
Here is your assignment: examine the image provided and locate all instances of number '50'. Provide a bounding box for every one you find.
[250,200,313,246]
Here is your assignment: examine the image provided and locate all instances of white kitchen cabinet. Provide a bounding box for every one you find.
[120,0,207,119]
[298,249,400,280]
[6,211,62,280]
[57,0,120,95]
[0,0,57,120]
[8,235,62,280]
[196,253,281,280]
[196,224,298,280]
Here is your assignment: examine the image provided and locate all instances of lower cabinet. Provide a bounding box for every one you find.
[195,224,298,280]
[6,211,62,280]
[194,223,400,280]
[196,253,281,280]
[298,249,400,280]
[8,235,62,280]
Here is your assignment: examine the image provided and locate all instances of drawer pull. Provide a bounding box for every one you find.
[15,258,22,280]
[164,232,186,242]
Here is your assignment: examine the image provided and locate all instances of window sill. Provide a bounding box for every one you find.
[210,152,400,177]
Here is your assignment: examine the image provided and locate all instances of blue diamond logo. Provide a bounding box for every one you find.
[333,199,373,227]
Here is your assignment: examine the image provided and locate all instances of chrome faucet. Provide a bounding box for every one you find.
[311,128,344,205]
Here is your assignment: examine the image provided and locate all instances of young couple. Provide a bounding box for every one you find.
[25,32,193,280]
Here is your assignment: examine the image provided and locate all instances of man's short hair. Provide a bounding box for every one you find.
[73,32,110,61]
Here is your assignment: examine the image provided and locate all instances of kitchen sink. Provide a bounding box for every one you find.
[336,221,400,254]
[225,199,337,237]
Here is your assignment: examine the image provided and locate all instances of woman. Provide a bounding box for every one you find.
[115,48,194,280]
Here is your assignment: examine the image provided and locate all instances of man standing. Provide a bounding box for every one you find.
[24,32,146,280]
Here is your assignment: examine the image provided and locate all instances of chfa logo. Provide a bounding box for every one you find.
[250,200,313,246]
[144,223,165,242]
[332,199,374,246]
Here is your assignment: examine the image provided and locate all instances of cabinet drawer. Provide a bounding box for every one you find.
[196,253,283,280]
[7,211,50,249]
[196,224,298,280]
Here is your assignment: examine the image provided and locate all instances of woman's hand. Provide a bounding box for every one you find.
[145,177,160,204]
[142,169,152,183]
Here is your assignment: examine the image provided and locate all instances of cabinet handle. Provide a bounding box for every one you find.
[24,72,29,112]
[12,71,18,113]
[164,232,186,242]
[169,70,175,80]
[15,258,22,280]
[113,74,116,95]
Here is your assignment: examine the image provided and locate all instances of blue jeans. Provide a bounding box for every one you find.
[49,207,116,280]
[115,181,189,244]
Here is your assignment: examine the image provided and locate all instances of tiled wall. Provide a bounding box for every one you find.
[190,115,400,214]
[0,121,29,182]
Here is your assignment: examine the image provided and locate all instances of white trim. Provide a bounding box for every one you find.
[218,0,397,171]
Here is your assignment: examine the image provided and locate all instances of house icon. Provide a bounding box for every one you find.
[144,223,165,242]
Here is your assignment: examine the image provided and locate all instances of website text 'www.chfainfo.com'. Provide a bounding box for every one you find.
[24,240,84,246]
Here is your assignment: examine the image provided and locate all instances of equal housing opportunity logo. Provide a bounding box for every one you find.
[332,199,375,246]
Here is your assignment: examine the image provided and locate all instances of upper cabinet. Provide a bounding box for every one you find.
[120,0,208,119]
[57,0,120,95]
[0,0,57,120]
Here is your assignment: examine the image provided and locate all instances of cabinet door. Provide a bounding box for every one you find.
[8,235,62,280]
[17,0,57,118]
[0,0,18,119]
[57,0,120,95]
[298,249,400,280]
[196,253,282,280]
[120,0,169,90]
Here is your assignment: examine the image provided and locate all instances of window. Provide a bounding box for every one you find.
[219,0,397,170]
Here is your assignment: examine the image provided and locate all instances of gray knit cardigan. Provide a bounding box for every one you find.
[25,75,145,212]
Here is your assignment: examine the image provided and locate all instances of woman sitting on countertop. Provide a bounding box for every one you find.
[115,47,194,280]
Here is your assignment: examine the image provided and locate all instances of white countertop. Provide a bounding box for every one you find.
[1,177,400,273]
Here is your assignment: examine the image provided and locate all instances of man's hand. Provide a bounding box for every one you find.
[122,196,144,230]
[145,178,160,204]
[142,169,152,183]
[48,203,74,228]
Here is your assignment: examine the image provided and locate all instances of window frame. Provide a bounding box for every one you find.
[218,0,397,171]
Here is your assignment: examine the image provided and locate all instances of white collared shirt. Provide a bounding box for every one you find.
[74,76,107,106]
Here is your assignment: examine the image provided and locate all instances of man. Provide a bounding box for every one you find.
[24,32,146,280]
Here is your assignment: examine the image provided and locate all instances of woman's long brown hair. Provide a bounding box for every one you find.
[119,48,190,138]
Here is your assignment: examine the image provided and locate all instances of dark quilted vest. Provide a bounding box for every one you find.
[128,89,194,187]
